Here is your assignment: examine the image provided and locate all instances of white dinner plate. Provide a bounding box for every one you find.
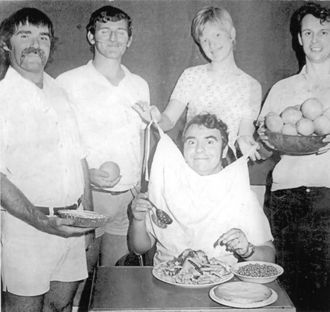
[209,284,278,308]
[152,265,234,288]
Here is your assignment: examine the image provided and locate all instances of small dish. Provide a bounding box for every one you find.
[231,261,284,284]
[57,210,109,228]
[209,281,278,308]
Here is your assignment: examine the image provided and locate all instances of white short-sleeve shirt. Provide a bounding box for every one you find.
[57,61,150,191]
[0,67,84,206]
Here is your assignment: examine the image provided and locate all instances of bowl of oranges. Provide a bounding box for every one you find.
[261,98,329,155]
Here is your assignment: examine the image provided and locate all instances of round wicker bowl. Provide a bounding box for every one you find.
[264,130,327,155]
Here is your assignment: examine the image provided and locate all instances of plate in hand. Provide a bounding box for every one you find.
[57,210,109,228]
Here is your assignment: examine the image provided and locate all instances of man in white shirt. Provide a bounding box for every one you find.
[0,7,93,312]
[259,2,330,311]
[57,5,150,266]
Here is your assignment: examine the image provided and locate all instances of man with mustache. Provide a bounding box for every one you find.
[0,7,93,312]
[57,5,150,267]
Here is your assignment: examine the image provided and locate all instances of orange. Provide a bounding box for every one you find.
[294,104,301,110]
[281,107,302,124]
[282,123,298,135]
[313,115,330,135]
[265,113,283,133]
[99,161,120,180]
[301,98,323,121]
[296,118,314,135]
[322,108,330,120]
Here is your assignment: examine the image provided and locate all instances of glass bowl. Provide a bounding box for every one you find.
[263,130,327,155]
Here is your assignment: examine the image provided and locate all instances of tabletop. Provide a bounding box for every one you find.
[89,266,296,312]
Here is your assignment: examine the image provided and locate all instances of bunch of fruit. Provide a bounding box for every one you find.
[264,98,330,136]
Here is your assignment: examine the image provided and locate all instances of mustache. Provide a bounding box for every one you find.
[20,47,47,62]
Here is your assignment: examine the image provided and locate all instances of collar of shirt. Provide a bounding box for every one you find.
[4,66,55,112]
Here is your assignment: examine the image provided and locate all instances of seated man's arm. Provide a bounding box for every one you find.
[0,172,93,237]
[128,193,155,255]
[215,228,275,263]
[246,241,275,262]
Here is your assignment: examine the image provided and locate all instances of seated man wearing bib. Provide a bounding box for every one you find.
[129,114,275,266]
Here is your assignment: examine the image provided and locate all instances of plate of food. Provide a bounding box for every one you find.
[57,210,109,228]
[152,249,233,288]
[209,281,278,308]
[231,261,284,284]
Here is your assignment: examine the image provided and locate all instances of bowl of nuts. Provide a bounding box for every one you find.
[231,261,284,284]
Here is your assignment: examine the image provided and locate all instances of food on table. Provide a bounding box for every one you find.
[236,263,279,278]
[99,161,120,180]
[214,281,272,304]
[264,98,330,136]
[153,248,231,285]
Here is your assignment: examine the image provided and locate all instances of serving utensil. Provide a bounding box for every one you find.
[148,199,173,225]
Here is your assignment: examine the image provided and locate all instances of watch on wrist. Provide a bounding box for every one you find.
[240,242,255,259]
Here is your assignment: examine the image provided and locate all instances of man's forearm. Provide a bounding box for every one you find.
[158,113,175,132]
[238,118,255,137]
[0,172,93,238]
[128,219,153,255]
[0,172,50,231]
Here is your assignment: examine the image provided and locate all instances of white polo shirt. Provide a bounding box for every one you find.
[57,61,150,192]
[0,67,84,207]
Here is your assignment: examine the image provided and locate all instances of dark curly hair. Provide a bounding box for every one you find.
[85,5,132,54]
[289,2,330,69]
[290,2,330,37]
[182,113,236,166]
[0,7,56,79]
[183,113,228,145]
[86,5,132,37]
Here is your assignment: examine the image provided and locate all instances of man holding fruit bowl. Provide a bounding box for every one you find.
[258,2,330,311]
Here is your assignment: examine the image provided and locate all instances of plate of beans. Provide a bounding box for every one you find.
[231,261,284,284]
